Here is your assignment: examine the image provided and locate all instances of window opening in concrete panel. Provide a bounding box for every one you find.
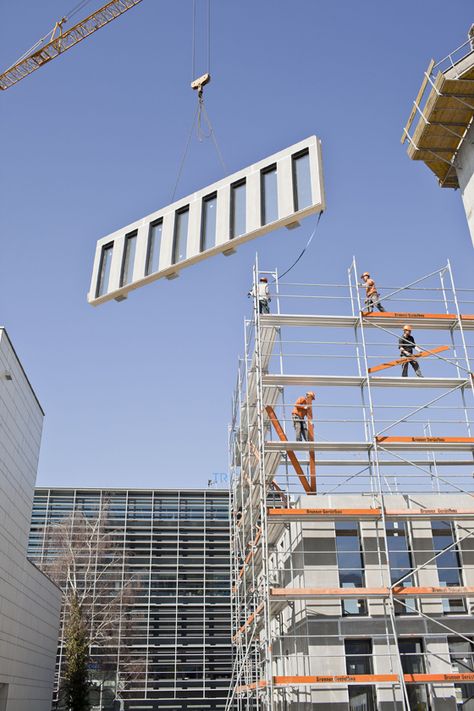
[345,639,375,711]
[292,149,312,212]
[386,521,417,615]
[431,521,466,614]
[146,219,163,275]
[173,207,189,264]
[449,637,474,709]
[398,638,430,710]
[121,230,138,287]
[335,520,367,616]
[230,179,246,238]
[200,192,217,252]
[96,242,114,297]
[261,164,278,225]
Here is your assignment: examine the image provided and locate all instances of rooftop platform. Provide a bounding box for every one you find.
[402,37,474,187]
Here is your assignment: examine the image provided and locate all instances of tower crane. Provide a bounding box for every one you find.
[0,0,144,91]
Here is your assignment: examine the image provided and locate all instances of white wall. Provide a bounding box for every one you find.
[0,328,61,711]
[456,122,474,247]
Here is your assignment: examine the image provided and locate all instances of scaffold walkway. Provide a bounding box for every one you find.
[227,260,474,711]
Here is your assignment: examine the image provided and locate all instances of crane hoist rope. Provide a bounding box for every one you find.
[170,0,226,201]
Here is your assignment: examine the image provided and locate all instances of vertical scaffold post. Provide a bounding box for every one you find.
[351,257,411,711]
[252,256,275,709]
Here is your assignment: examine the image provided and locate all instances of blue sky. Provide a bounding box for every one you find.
[1,1,473,489]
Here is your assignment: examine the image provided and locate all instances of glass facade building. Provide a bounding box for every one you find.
[28,488,232,711]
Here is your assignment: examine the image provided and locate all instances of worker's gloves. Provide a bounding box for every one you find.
[415,347,422,353]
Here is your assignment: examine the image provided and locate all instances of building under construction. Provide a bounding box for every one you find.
[227,261,474,710]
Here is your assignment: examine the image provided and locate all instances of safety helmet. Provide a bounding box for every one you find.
[361,272,370,278]
[306,391,316,400]
[403,324,412,331]
[260,277,268,282]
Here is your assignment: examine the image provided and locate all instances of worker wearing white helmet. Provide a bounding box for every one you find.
[399,325,423,377]
[360,272,386,313]
[248,276,271,314]
[292,391,315,441]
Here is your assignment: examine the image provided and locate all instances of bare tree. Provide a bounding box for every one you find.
[40,503,145,706]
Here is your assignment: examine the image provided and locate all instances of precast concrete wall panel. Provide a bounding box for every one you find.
[88,136,325,305]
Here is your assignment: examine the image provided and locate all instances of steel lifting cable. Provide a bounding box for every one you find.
[171,0,226,199]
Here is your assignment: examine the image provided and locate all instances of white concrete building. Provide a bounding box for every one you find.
[0,328,61,711]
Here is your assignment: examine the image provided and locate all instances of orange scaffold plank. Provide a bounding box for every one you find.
[237,672,474,693]
[363,312,459,319]
[267,507,474,521]
[307,417,316,493]
[238,528,261,579]
[368,346,449,373]
[236,680,268,693]
[265,406,314,493]
[270,585,474,600]
[376,436,474,445]
[232,602,264,641]
[271,672,474,687]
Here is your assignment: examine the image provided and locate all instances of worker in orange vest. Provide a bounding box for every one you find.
[361,272,385,313]
[292,391,315,441]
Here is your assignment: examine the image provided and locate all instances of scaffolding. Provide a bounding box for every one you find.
[227,259,474,710]
[402,34,474,188]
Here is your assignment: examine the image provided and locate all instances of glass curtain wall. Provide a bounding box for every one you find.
[28,488,232,711]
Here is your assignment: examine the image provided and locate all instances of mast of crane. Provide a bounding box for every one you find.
[0,0,144,91]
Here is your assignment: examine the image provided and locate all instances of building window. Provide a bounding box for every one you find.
[449,637,474,709]
[386,521,417,615]
[146,219,163,275]
[261,164,278,225]
[432,521,466,614]
[120,231,137,286]
[201,193,217,252]
[345,639,375,711]
[335,521,367,616]
[96,242,113,297]
[398,638,430,710]
[173,207,189,264]
[292,149,312,211]
[230,179,246,238]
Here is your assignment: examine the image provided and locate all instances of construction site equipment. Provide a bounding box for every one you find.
[88,136,325,306]
[191,71,211,94]
[0,0,144,91]
[228,260,474,710]
[368,345,450,373]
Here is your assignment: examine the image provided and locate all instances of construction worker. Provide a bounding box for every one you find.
[361,272,386,313]
[292,391,315,441]
[248,276,271,314]
[399,325,423,377]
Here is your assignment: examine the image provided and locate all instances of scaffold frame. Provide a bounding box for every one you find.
[227,259,474,711]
